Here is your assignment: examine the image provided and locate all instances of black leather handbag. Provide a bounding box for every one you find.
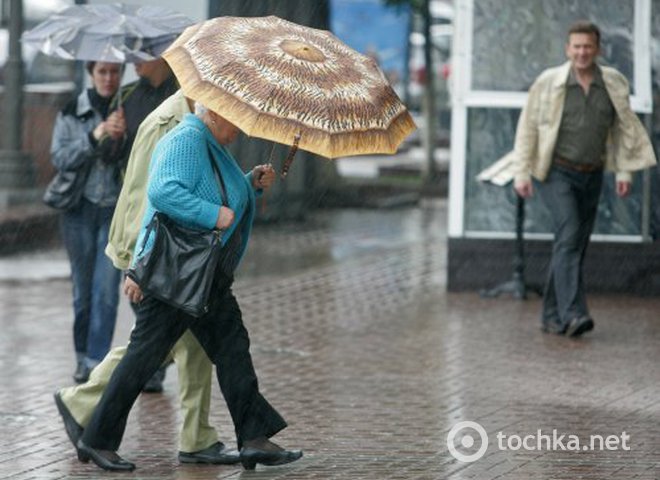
[43,162,92,210]
[128,145,228,318]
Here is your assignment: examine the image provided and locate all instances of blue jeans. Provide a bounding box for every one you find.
[61,199,122,367]
[536,165,603,329]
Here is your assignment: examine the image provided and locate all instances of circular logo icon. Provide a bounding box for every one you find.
[446,421,489,462]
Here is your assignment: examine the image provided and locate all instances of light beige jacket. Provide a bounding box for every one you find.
[105,90,190,270]
[513,61,656,184]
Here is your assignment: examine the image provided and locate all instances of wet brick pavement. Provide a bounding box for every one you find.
[0,200,658,479]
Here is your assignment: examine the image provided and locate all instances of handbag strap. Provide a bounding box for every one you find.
[135,213,160,258]
[207,143,228,207]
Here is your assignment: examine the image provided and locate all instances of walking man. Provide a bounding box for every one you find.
[513,21,656,336]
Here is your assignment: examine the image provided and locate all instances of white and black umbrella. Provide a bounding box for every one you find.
[21,3,193,63]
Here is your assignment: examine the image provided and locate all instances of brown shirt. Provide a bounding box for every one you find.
[554,67,616,166]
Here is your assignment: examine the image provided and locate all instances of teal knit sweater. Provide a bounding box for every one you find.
[133,114,256,268]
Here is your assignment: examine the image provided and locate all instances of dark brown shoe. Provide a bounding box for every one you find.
[73,362,90,383]
[566,316,594,338]
[179,442,240,464]
[540,323,566,335]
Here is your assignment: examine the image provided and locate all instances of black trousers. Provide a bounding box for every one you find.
[80,272,287,451]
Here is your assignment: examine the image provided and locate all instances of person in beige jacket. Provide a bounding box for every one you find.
[513,21,656,337]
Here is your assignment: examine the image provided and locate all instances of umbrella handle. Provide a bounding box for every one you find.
[259,143,277,215]
[281,132,301,179]
[110,64,126,109]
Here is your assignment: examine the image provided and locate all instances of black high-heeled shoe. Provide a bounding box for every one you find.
[77,448,90,463]
[76,440,136,471]
[240,446,303,470]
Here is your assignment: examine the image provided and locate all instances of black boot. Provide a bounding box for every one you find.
[142,364,167,393]
[73,362,90,384]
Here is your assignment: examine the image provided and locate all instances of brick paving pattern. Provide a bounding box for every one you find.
[0,201,658,479]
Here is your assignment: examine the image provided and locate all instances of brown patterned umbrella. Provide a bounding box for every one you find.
[162,15,416,159]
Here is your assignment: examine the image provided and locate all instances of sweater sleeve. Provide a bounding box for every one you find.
[147,130,220,230]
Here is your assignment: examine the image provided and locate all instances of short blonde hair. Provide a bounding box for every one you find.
[194,102,209,117]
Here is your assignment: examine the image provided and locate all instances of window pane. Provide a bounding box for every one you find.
[471,0,634,92]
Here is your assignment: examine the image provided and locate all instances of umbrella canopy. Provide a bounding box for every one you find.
[22,3,193,63]
[162,16,416,159]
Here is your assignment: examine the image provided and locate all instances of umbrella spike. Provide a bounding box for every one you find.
[280,131,302,179]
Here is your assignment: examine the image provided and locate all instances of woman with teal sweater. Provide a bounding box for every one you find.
[77,105,303,472]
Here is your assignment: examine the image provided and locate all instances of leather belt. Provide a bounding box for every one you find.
[553,157,603,173]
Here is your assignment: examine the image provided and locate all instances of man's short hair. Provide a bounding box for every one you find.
[567,21,601,46]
